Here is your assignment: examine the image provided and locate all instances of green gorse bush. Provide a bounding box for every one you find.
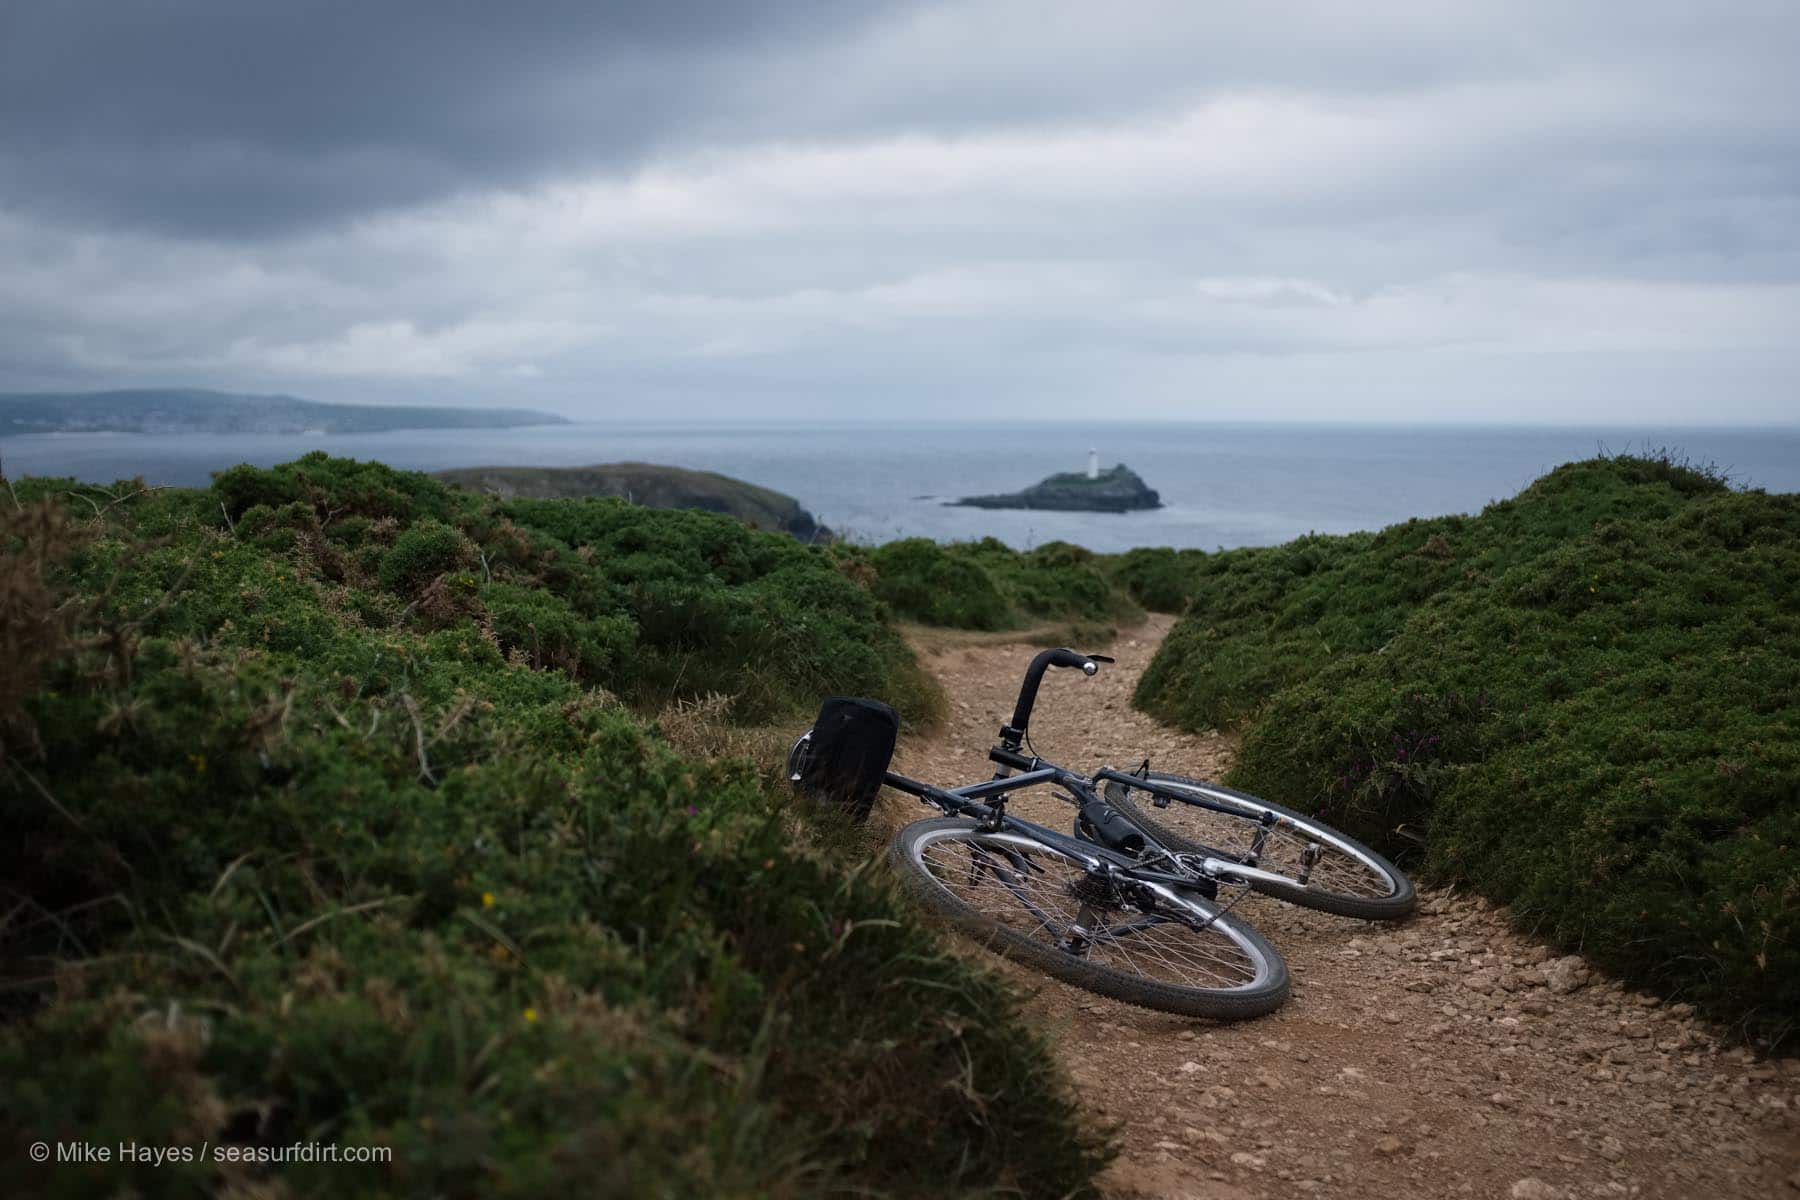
[866,536,1142,631]
[0,457,1103,1197]
[1106,547,1210,613]
[1136,456,1799,1045]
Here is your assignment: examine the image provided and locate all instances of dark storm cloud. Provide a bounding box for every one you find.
[0,0,917,234]
[18,0,1791,243]
[1,0,1797,422]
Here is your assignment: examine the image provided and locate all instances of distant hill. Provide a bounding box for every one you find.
[0,388,568,436]
[435,462,832,542]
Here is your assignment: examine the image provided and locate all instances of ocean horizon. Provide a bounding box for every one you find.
[5,419,1797,553]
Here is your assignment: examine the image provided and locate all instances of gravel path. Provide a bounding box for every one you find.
[883,616,1799,1200]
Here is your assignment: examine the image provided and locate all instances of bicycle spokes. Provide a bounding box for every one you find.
[914,834,1266,991]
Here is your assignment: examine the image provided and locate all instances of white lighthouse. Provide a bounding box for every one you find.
[1087,448,1099,479]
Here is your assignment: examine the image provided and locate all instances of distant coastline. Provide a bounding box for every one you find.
[0,388,567,437]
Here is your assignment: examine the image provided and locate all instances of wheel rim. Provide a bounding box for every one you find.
[908,826,1275,994]
[1133,780,1400,902]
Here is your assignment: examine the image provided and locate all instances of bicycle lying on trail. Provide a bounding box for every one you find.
[788,647,1414,1021]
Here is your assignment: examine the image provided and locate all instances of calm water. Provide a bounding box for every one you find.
[4,422,1796,552]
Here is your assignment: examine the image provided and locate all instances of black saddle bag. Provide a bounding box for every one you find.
[790,697,898,823]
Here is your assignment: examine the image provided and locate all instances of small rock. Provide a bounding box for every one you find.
[1373,1135,1410,1157]
[1547,956,1592,995]
[1511,1179,1563,1200]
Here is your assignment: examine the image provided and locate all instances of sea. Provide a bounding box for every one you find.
[3,422,1796,553]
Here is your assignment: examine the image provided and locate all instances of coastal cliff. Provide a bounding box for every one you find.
[435,461,832,541]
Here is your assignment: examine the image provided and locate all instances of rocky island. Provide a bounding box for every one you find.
[952,461,1162,513]
[435,461,832,542]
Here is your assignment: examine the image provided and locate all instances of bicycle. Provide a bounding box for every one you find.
[789,648,1414,1021]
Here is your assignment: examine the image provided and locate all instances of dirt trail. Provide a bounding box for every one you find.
[886,616,1798,1200]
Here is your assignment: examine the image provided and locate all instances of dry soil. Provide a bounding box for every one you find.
[881,615,1798,1200]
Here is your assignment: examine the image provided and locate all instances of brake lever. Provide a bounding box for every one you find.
[1087,654,1115,664]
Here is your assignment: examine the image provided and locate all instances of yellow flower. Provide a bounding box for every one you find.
[522,1007,538,1023]
[481,891,496,908]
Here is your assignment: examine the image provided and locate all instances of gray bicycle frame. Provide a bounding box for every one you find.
[881,763,1297,895]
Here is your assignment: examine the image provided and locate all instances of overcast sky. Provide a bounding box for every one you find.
[3,0,1796,423]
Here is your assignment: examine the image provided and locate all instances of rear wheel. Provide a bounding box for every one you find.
[889,818,1289,1020]
[1108,773,1414,921]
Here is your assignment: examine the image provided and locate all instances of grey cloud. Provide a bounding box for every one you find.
[0,1,1796,422]
[14,0,1794,242]
[0,0,915,235]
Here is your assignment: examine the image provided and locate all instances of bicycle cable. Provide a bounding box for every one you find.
[1183,880,1253,936]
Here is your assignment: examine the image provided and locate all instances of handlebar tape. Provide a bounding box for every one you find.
[1009,647,1092,733]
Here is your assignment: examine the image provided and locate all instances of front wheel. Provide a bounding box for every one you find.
[1109,774,1415,921]
[889,818,1289,1020]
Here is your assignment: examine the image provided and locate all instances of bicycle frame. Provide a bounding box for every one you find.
[836,643,1319,898]
[881,761,1300,896]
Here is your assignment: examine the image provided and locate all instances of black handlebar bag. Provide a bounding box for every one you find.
[791,697,898,822]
